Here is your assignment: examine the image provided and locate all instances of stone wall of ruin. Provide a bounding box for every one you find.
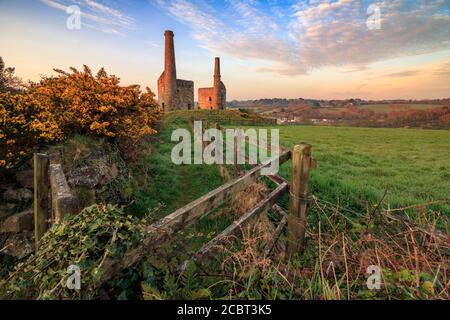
[174,79,194,110]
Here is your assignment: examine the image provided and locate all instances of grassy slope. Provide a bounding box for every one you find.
[122,115,224,221]
[122,109,270,218]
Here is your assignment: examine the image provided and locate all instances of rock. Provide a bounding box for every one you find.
[68,159,115,188]
[2,231,34,258]
[0,209,34,233]
[0,203,16,220]
[3,188,33,202]
[49,164,80,223]
[16,169,34,189]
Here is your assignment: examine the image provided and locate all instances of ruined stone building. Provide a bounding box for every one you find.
[157,30,194,112]
[198,57,226,110]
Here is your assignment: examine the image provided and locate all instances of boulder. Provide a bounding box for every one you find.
[16,169,34,189]
[0,209,34,233]
[68,158,115,188]
[3,188,33,202]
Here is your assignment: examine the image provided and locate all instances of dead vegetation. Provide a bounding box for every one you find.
[189,197,449,300]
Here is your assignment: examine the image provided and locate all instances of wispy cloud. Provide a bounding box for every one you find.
[383,70,422,78]
[433,62,450,77]
[152,0,450,76]
[40,0,135,36]
[154,0,300,73]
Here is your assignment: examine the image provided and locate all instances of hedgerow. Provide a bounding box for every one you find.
[0,65,160,169]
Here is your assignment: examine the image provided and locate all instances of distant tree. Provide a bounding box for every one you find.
[0,57,23,93]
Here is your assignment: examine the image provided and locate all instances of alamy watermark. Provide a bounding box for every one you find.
[366,3,381,30]
[366,265,382,290]
[66,264,81,290]
[171,121,280,176]
[66,5,81,30]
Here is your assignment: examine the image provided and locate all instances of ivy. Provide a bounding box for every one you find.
[0,204,150,299]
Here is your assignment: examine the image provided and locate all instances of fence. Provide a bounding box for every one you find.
[33,153,79,250]
[32,121,316,287]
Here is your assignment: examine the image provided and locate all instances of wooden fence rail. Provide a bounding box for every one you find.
[97,131,315,286]
[96,148,292,287]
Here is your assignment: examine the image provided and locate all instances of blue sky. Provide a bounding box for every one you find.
[0,0,449,100]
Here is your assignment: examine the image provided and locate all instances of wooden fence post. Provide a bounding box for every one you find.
[287,143,315,258]
[34,153,49,250]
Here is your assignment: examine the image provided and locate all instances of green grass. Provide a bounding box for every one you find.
[122,116,225,220]
[127,113,449,226]
[320,104,443,115]
[247,125,450,215]
[359,104,443,114]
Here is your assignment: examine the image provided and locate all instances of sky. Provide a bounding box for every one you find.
[0,0,449,100]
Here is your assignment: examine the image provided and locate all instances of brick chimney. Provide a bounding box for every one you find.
[213,57,221,109]
[164,30,177,111]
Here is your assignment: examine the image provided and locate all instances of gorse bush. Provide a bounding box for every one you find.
[0,91,62,168]
[0,65,160,169]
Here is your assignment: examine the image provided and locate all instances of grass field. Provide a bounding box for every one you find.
[320,103,443,115]
[359,104,443,113]
[140,118,450,299]
[263,125,450,215]
[130,114,449,223]
[127,116,449,259]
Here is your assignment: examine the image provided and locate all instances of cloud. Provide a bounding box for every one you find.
[40,0,135,36]
[433,62,450,77]
[152,0,450,76]
[383,70,422,78]
[290,0,450,71]
[84,0,134,29]
[154,0,302,73]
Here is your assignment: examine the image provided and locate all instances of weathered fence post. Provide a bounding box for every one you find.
[287,143,316,258]
[34,153,49,250]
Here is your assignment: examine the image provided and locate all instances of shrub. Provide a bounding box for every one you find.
[0,65,160,169]
[0,91,62,168]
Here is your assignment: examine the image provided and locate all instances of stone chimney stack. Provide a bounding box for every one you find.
[164,30,177,111]
[213,57,221,109]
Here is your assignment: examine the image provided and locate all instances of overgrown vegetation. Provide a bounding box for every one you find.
[1,108,448,300]
[0,204,152,299]
[140,200,448,300]
[0,60,160,169]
